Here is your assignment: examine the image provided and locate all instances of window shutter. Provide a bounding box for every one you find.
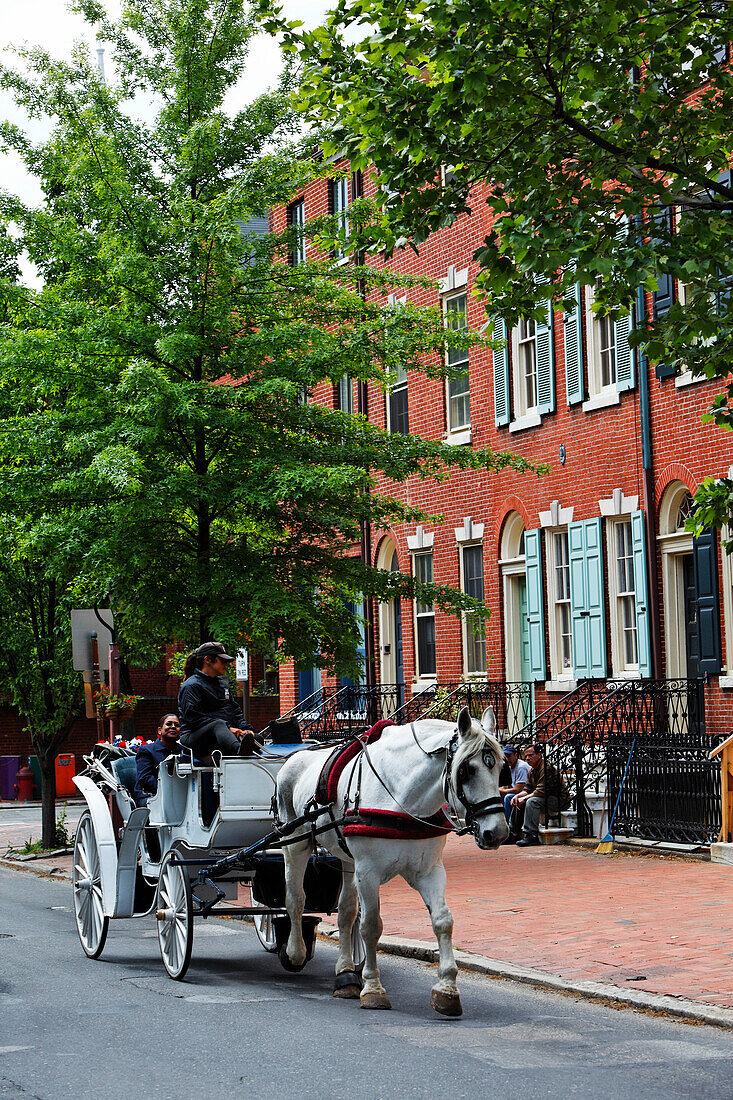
[564,281,584,405]
[693,527,722,675]
[615,310,636,392]
[716,170,733,315]
[493,316,511,427]
[524,529,547,682]
[569,518,607,679]
[631,510,652,678]
[535,283,555,415]
[327,179,335,216]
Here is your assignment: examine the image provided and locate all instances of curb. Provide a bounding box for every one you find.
[319,922,733,1031]
[0,857,71,881]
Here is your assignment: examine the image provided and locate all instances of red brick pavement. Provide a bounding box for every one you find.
[377,834,733,1008]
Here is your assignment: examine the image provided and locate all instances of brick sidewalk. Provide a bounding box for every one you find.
[377,834,733,1009]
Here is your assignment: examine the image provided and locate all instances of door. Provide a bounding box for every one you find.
[682,555,699,677]
[518,578,531,682]
[393,589,404,709]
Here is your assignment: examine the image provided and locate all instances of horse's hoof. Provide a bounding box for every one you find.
[278,945,307,973]
[360,991,391,1010]
[333,970,363,998]
[431,989,462,1017]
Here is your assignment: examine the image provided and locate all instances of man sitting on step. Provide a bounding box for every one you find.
[511,743,571,847]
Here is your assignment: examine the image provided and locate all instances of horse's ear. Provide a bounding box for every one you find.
[480,705,496,737]
[457,706,472,738]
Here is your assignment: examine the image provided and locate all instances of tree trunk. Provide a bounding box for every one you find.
[37,747,57,850]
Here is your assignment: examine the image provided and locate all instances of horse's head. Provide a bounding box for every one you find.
[447,705,508,850]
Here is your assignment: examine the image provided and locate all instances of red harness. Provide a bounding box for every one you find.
[317,719,455,841]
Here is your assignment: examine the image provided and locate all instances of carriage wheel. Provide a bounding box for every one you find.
[73,811,109,960]
[252,898,278,952]
[156,852,194,980]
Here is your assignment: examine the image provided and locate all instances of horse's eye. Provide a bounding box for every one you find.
[482,750,495,769]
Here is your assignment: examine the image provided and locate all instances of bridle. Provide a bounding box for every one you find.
[442,730,505,838]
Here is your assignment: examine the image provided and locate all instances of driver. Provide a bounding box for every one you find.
[178,642,261,758]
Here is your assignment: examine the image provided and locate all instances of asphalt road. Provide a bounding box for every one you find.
[1,867,732,1100]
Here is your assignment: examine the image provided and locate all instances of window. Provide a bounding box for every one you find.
[461,544,486,674]
[336,374,353,414]
[331,176,349,259]
[512,317,538,417]
[583,280,634,404]
[413,551,436,677]
[287,198,306,265]
[608,519,639,674]
[548,530,573,680]
[388,363,409,434]
[445,292,470,432]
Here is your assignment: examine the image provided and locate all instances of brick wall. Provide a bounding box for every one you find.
[273,160,733,737]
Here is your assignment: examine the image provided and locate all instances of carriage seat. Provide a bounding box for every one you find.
[111,755,139,816]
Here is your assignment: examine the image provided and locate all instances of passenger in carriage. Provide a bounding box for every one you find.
[178,641,263,758]
[134,713,183,805]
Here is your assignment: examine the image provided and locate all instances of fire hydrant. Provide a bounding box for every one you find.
[14,765,34,802]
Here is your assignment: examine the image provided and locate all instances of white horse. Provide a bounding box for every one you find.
[275,705,507,1016]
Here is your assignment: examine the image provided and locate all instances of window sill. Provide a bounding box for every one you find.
[582,387,620,413]
[444,427,472,446]
[608,670,641,684]
[675,370,707,389]
[509,410,541,434]
[545,679,577,693]
[412,676,438,692]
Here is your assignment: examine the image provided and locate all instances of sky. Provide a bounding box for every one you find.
[0,0,330,215]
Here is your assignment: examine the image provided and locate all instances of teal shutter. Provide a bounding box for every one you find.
[524,529,546,682]
[693,528,722,675]
[564,282,584,405]
[615,310,636,392]
[493,316,510,427]
[569,518,607,679]
[536,291,555,415]
[631,510,652,677]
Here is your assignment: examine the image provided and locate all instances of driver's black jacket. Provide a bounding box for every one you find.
[177,669,245,739]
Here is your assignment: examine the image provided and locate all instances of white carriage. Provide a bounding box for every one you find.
[72,740,355,980]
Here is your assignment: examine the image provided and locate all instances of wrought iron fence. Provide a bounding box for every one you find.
[390,681,534,736]
[272,684,404,742]
[539,679,721,842]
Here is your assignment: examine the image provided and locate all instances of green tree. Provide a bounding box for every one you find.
[272,0,733,525]
[0,0,538,772]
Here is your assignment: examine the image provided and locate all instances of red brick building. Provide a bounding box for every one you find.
[274,163,733,742]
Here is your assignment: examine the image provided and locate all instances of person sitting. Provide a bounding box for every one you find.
[134,713,183,805]
[511,743,571,847]
[178,641,261,758]
[499,745,532,841]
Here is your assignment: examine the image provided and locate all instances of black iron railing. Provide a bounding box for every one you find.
[390,681,534,736]
[272,683,404,742]
[538,679,721,843]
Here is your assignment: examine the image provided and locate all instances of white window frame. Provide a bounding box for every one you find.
[333,176,349,260]
[546,527,574,683]
[460,542,487,677]
[288,197,306,266]
[606,517,640,678]
[386,362,409,434]
[583,282,622,410]
[511,318,539,418]
[336,373,353,415]
[412,550,437,681]
[444,291,470,437]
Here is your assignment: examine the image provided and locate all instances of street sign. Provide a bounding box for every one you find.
[236,648,249,683]
[71,609,114,671]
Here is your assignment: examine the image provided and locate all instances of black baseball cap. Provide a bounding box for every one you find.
[195,641,235,662]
